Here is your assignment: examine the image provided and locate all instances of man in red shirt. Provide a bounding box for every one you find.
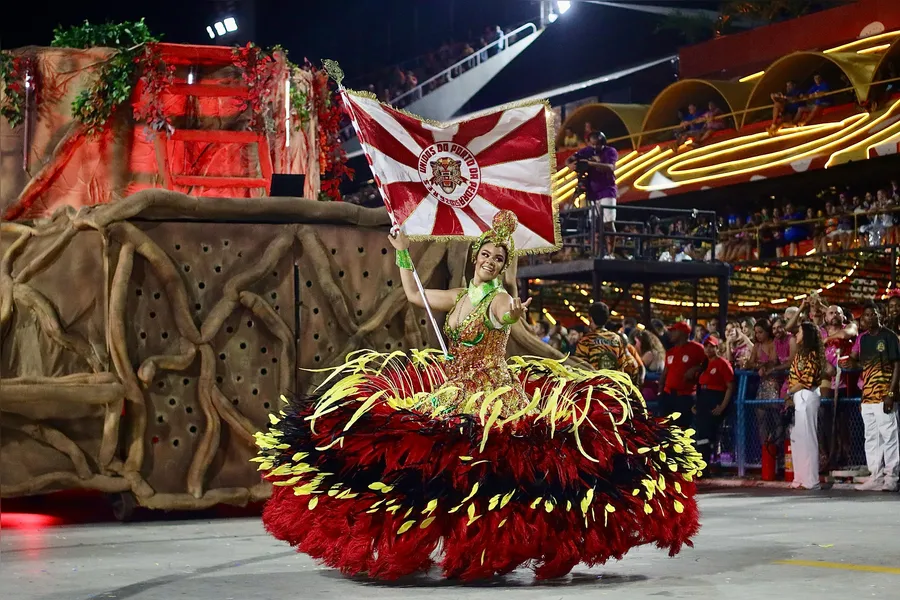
[658,321,706,428]
[696,335,735,471]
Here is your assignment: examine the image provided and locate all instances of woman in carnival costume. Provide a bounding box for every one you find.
[254,211,704,581]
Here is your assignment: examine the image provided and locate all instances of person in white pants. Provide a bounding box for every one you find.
[845,302,900,492]
[785,322,825,490]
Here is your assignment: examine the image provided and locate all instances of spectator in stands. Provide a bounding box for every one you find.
[708,317,721,338]
[785,322,825,490]
[535,321,550,343]
[561,327,582,354]
[674,103,704,150]
[651,318,672,350]
[772,317,796,378]
[636,329,667,373]
[696,335,735,472]
[562,127,579,148]
[845,302,900,491]
[740,316,756,340]
[583,121,593,144]
[724,320,753,368]
[749,319,787,447]
[658,321,707,429]
[820,305,858,400]
[886,290,900,334]
[782,202,808,256]
[697,101,726,145]
[565,131,618,257]
[693,324,708,343]
[575,302,640,380]
[796,74,830,127]
[769,80,802,135]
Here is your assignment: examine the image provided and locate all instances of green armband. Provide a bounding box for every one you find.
[501,312,518,325]
[395,248,413,270]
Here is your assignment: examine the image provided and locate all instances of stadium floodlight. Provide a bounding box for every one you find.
[557,1,571,14]
[548,13,559,23]
[214,22,226,36]
[223,17,238,32]
[206,26,215,39]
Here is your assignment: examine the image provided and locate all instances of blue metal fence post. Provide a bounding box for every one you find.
[735,371,749,477]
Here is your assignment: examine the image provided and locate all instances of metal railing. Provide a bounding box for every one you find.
[720,203,900,263]
[390,22,538,107]
[643,369,867,478]
[340,22,540,141]
[534,204,719,262]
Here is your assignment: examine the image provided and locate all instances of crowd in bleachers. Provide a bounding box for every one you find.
[354,25,515,108]
[719,180,900,261]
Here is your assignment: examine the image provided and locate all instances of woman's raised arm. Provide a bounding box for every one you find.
[388,230,460,312]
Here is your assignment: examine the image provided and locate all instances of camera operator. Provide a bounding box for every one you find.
[565,131,619,257]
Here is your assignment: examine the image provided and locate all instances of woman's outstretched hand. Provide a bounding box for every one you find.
[388,227,410,251]
[508,296,532,323]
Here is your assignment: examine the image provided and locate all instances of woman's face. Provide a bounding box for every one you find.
[474,242,506,283]
[796,327,805,345]
[726,323,737,339]
[741,321,753,337]
[754,325,769,342]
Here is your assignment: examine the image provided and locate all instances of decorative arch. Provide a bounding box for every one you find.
[639,79,754,146]
[557,103,649,150]
[869,38,900,103]
[742,51,879,127]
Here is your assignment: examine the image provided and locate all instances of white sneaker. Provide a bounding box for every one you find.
[857,478,885,491]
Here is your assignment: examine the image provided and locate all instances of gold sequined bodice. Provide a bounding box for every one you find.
[436,288,528,416]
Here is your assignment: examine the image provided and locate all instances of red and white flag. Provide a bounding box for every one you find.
[343,92,560,253]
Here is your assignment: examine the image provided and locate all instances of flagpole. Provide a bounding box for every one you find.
[324,61,450,358]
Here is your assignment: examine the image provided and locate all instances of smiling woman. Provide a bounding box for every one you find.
[254,209,705,581]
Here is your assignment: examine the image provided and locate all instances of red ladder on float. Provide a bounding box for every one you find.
[155,43,273,196]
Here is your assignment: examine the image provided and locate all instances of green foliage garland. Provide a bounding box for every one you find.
[51,19,160,136]
[0,52,34,129]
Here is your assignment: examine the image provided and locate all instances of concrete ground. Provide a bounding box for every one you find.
[2,488,899,600]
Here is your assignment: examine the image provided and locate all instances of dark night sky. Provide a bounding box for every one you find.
[0,1,683,100]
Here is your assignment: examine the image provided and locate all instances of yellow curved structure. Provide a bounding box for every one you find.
[639,79,755,146]
[556,103,649,150]
[742,51,880,127]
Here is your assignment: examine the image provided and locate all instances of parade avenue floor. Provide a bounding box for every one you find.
[2,489,898,600]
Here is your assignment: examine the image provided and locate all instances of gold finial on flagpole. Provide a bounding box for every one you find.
[322,59,344,86]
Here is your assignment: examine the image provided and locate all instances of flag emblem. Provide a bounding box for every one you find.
[419,143,481,208]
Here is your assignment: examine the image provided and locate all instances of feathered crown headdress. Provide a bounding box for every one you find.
[471,210,518,272]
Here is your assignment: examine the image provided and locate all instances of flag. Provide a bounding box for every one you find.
[343,91,560,253]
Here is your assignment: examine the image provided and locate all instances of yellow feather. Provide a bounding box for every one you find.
[544,500,554,513]
[674,500,685,513]
[308,496,319,510]
[342,389,388,433]
[397,520,415,534]
[498,518,507,528]
[420,517,436,529]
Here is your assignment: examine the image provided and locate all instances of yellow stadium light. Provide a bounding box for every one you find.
[739,71,766,83]
[772,298,788,304]
[857,43,892,55]
[825,31,900,54]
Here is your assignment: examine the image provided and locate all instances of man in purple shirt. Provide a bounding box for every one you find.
[566,131,618,256]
